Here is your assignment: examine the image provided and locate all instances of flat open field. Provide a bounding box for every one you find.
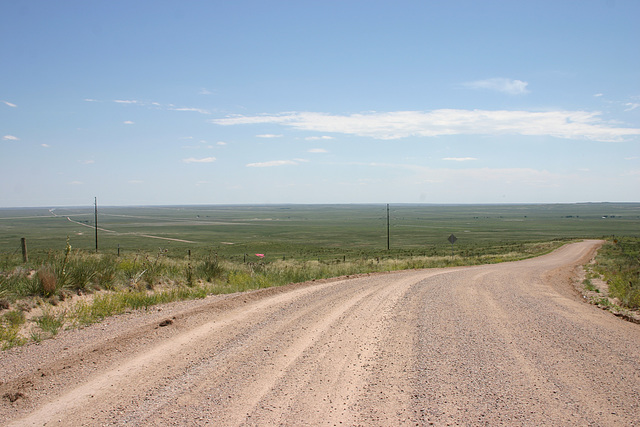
[1,203,639,261]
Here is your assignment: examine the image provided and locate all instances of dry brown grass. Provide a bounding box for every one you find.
[38,267,57,296]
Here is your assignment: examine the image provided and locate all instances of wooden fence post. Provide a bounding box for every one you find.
[21,237,28,263]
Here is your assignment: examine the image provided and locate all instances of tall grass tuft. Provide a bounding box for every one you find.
[37,266,58,296]
[195,255,224,282]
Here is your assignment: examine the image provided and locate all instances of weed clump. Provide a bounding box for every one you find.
[0,309,27,350]
[37,266,58,296]
[195,256,224,282]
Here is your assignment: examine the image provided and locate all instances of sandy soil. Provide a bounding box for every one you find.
[1,240,639,426]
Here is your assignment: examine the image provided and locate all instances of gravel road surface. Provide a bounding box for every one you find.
[1,240,639,426]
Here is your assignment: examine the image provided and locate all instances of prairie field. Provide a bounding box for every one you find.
[1,203,639,349]
[1,203,639,261]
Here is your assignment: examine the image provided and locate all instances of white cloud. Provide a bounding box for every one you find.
[170,107,210,114]
[246,160,297,167]
[41,143,50,148]
[182,157,216,163]
[2,100,17,107]
[624,103,639,111]
[256,134,283,138]
[108,98,210,115]
[308,148,328,153]
[212,109,640,142]
[443,157,477,162]
[305,135,334,140]
[461,78,530,95]
[3,135,19,141]
[217,141,227,146]
[123,120,135,125]
[594,93,604,97]
[199,88,213,95]
[84,98,99,102]
[80,160,95,165]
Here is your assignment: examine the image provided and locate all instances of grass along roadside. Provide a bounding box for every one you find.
[578,237,640,323]
[1,239,566,350]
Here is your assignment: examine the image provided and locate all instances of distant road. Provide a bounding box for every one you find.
[1,240,639,426]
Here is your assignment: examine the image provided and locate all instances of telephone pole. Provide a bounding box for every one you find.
[94,197,99,253]
[387,204,390,251]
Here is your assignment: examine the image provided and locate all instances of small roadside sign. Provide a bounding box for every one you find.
[448,234,457,257]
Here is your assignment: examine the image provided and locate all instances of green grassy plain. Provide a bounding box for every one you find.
[1,203,639,262]
[1,203,639,349]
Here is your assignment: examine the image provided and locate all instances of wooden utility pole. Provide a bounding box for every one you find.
[94,197,99,253]
[387,204,390,251]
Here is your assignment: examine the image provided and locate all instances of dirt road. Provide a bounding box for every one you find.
[2,240,639,425]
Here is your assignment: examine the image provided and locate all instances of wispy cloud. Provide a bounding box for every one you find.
[2,100,17,107]
[256,134,283,138]
[308,148,328,153]
[246,160,298,167]
[169,107,210,114]
[41,144,50,148]
[123,120,135,125]
[109,99,210,114]
[217,141,227,146]
[624,103,639,111]
[80,160,95,165]
[213,109,640,142]
[443,157,477,162]
[305,135,334,140]
[3,135,19,141]
[182,157,216,163]
[461,78,529,95]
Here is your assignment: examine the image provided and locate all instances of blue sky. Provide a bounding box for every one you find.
[1,0,639,207]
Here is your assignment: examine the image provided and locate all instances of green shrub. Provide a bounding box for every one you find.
[196,257,224,282]
[1,309,27,349]
[34,309,65,337]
